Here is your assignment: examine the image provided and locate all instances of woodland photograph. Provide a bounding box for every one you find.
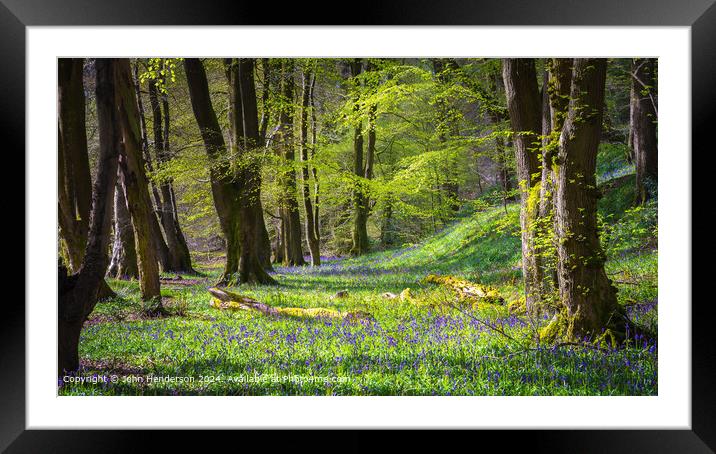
[57,57,658,396]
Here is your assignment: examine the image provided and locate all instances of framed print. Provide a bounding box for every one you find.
[5,0,715,451]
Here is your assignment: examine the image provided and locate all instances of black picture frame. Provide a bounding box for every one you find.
[5,0,714,451]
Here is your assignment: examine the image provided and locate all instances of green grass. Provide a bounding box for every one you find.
[59,177,657,396]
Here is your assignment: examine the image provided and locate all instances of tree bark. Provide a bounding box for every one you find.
[58,58,120,375]
[114,59,161,302]
[147,78,195,273]
[502,58,543,312]
[554,58,621,340]
[300,69,321,265]
[630,58,658,204]
[276,60,306,266]
[107,178,138,279]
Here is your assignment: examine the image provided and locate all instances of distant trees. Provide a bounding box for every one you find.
[431,58,461,213]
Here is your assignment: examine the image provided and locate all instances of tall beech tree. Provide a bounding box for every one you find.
[184,58,275,285]
[147,74,194,273]
[115,59,161,302]
[276,60,307,266]
[552,58,621,340]
[58,58,120,375]
[300,67,321,266]
[630,58,658,204]
[502,58,544,312]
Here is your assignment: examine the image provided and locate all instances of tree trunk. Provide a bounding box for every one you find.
[225,58,278,283]
[58,58,120,375]
[186,58,275,285]
[147,78,195,273]
[502,58,543,313]
[554,58,621,340]
[309,76,321,243]
[107,178,138,279]
[630,58,658,204]
[276,60,307,266]
[114,59,161,302]
[349,59,370,256]
[300,69,321,265]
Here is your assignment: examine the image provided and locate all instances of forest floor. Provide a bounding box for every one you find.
[59,162,658,396]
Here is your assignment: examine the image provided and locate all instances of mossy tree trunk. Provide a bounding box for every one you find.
[535,59,573,297]
[300,68,321,266]
[114,59,161,302]
[58,58,120,375]
[502,58,544,313]
[107,178,138,279]
[630,58,658,204]
[554,58,621,340]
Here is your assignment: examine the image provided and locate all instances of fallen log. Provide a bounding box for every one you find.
[208,288,373,322]
[422,274,504,305]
